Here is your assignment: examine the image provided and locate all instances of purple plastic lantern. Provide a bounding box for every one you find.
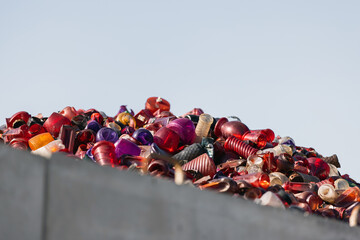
[86,120,102,133]
[96,127,118,143]
[132,128,153,145]
[114,138,141,159]
[167,118,196,145]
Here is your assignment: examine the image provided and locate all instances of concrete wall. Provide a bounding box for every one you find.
[0,144,46,240]
[1,144,360,240]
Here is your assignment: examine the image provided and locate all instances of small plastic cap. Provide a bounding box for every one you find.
[145,97,170,114]
[96,127,118,143]
[132,128,154,145]
[334,178,350,191]
[28,132,55,151]
[318,184,337,203]
[31,140,65,159]
[269,172,289,186]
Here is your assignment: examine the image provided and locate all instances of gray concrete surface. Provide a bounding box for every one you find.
[1,144,360,240]
[0,145,46,240]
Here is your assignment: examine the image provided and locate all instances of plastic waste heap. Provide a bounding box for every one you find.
[1,97,360,227]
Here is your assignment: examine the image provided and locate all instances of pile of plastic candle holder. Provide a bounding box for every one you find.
[1,96,360,226]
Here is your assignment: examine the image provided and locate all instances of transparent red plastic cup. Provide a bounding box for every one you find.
[92,141,118,166]
[153,127,179,153]
[242,131,267,148]
[43,112,71,138]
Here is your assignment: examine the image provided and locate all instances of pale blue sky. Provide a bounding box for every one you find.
[1,1,360,180]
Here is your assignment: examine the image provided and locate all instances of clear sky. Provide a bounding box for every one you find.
[1,1,360,181]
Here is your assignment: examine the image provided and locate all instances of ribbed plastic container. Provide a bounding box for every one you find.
[195,114,213,142]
